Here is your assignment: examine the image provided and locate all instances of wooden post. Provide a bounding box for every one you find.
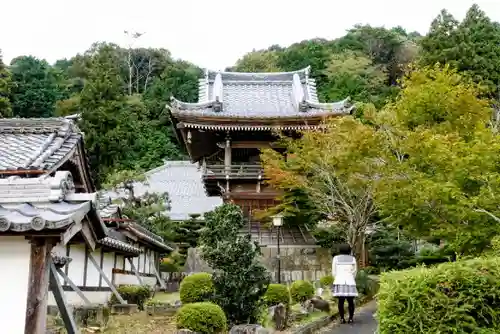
[224,135,231,173]
[49,260,79,334]
[24,238,53,334]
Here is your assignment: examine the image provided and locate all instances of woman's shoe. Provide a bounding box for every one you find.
[347,318,354,324]
[340,318,346,324]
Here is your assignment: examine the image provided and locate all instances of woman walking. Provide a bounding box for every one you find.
[331,244,358,324]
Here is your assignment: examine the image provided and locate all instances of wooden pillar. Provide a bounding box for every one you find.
[25,238,54,334]
[224,135,231,168]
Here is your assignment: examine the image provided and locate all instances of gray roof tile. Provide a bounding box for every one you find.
[0,118,82,171]
[170,67,354,119]
[104,161,222,221]
[0,171,97,233]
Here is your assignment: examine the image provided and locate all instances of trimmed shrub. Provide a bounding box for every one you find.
[176,302,227,333]
[263,284,290,306]
[109,285,151,310]
[378,257,500,333]
[290,280,314,303]
[319,275,334,287]
[179,272,214,304]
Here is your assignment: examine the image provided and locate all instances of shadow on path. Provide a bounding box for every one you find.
[326,300,377,334]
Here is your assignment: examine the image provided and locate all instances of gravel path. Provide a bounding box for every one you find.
[321,300,378,334]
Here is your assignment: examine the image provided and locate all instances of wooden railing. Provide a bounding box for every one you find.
[202,164,264,179]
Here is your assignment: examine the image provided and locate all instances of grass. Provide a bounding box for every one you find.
[151,291,180,303]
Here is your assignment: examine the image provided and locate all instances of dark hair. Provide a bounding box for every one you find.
[338,244,352,255]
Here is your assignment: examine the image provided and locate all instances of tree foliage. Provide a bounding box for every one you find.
[374,65,500,255]
[0,51,11,117]
[261,117,384,257]
[420,5,500,95]
[199,204,271,325]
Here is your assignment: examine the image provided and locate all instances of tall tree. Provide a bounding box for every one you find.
[420,5,500,95]
[261,117,384,258]
[0,51,12,117]
[9,56,62,118]
[375,65,500,256]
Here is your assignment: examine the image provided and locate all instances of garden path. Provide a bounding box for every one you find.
[327,300,377,334]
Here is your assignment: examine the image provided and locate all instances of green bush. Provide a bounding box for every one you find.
[109,285,151,310]
[179,272,214,304]
[356,270,379,297]
[290,280,314,303]
[263,284,290,306]
[378,257,500,333]
[176,302,227,333]
[319,275,334,287]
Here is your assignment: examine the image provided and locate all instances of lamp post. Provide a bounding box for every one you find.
[272,214,284,283]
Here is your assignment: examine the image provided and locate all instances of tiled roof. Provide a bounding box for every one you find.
[141,161,222,221]
[96,194,173,252]
[170,66,354,119]
[0,171,98,233]
[99,236,141,255]
[0,118,82,172]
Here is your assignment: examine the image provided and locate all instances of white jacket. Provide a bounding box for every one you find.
[332,255,357,286]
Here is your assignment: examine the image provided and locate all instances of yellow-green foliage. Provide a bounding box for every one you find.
[263,284,290,306]
[377,257,500,333]
[319,275,334,287]
[290,280,315,303]
[109,285,151,310]
[179,272,214,304]
[176,302,227,333]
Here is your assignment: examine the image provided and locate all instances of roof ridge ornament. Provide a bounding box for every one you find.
[212,72,224,112]
[292,73,306,112]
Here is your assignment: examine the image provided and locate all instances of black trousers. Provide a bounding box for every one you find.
[337,296,355,320]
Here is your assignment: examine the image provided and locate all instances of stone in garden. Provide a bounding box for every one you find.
[174,300,182,307]
[273,303,287,330]
[229,324,270,334]
[177,330,200,334]
[308,296,330,314]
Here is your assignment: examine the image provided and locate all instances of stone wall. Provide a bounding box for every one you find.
[183,246,331,283]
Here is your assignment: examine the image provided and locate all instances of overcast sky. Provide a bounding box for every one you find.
[1,0,499,70]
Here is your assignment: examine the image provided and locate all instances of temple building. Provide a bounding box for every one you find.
[168,67,353,280]
[168,66,353,222]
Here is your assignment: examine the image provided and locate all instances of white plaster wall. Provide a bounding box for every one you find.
[114,273,156,287]
[86,249,101,287]
[102,252,115,287]
[48,291,111,305]
[0,237,31,334]
[116,254,125,270]
[68,245,85,286]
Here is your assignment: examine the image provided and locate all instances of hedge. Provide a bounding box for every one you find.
[377,257,500,333]
[109,285,151,310]
[263,284,290,306]
[177,302,227,333]
[179,272,214,304]
[290,280,315,303]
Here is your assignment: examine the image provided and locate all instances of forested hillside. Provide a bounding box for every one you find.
[0,4,499,186]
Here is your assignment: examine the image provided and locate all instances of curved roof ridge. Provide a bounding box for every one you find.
[206,66,311,81]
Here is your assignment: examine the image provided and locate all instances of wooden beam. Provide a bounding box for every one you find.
[87,251,126,304]
[25,238,53,334]
[127,257,145,286]
[60,221,82,246]
[49,260,79,334]
[148,253,166,290]
[80,221,96,251]
[55,267,91,305]
[218,141,284,149]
